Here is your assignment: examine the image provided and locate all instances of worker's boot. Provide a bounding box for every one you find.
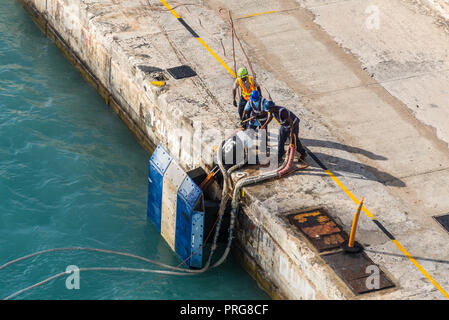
[298,150,307,162]
[277,155,285,167]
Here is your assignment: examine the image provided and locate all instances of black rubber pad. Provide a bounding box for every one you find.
[435,214,449,233]
[166,65,197,80]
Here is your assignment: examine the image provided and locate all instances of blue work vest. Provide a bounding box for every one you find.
[248,98,269,127]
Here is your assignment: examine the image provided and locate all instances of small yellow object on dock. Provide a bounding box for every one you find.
[150,81,166,87]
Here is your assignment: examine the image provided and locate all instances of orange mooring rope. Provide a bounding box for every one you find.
[227,10,256,79]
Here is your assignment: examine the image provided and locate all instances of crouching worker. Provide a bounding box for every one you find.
[240,90,271,164]
[241,90,270,130]
[261,101,307,164]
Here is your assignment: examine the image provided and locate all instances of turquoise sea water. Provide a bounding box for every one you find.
[0,0,268,300]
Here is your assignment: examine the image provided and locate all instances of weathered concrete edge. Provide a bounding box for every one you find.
[17,0,369,300]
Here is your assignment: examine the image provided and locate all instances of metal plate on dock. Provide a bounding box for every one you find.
[323,251,395,295]
[287,208,348,252]
[166,65,197,79]
[434,214,449,233]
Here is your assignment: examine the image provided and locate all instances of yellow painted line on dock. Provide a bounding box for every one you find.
[159,0,180,18]
[324,170,374,219]
[196,38,236,78]
[236,8,302,20]
[158,0,449,299]
[392,240,449,299]
[238,10,279,20]
[159,0,236,78]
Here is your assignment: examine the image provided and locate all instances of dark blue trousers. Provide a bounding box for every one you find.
[238,96,247,120]
[278,123,306,159]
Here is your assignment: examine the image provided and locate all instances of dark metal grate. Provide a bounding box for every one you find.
[323,251,394,295]
[287,208,348,252]
[434,214,449,233]
[166,65,197,79]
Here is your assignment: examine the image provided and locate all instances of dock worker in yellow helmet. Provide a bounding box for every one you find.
[232,67,261,120]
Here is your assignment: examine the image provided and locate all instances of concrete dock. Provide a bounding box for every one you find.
[18,0,449,299]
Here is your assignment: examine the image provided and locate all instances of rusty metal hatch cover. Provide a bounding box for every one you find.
[166,65,197,79]
[323,251,395,295]
[434,214,449,233]
[288,208,348,252]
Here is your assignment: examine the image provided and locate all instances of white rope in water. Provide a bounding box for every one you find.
[0,247,197,273]
[4,267,195,300]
